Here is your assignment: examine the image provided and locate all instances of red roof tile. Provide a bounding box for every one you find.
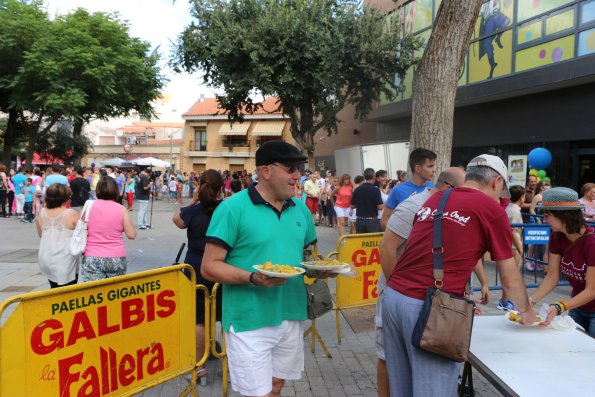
[183,96,283,117]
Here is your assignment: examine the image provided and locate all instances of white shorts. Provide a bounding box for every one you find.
[16,194,25,213]
[334,206,350,218]
[349,208,357,222]
[225,320,304,396]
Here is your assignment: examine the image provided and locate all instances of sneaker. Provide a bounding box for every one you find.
[138,225,147,230]
[497,299,515,311]
[525,261,535,272]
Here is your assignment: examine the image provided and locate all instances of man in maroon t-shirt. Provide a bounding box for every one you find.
[382,154,536,397]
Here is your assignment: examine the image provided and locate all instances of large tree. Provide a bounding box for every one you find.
[409,0,483,171]
[0,0,48,165]
[173,0,421,163]
[1,4,164,166]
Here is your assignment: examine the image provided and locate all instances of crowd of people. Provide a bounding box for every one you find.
[1,140,595,397]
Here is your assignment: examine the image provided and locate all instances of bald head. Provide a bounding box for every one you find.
[436,167,466,189]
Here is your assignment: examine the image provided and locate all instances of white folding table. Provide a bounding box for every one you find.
[460,315,595,397]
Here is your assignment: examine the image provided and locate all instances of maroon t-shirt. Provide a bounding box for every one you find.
[549,227,595,311]
[387,187,514,300]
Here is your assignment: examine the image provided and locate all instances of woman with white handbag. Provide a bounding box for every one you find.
[80,177,136,282]
[36,184,80,288]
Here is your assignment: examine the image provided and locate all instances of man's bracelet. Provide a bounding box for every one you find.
[249,272,257,286]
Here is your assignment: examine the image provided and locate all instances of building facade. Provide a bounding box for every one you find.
[315,0,595,190]
[181,97,298,173]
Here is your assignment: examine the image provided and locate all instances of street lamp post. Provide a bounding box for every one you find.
[169,132,173,171]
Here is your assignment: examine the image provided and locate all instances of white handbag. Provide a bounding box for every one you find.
[70,200,93,256]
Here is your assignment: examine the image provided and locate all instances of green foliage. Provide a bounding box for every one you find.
[0,2,165,164]
[172,0,422,157]
[0,0,49,112]
[12,8,164,122]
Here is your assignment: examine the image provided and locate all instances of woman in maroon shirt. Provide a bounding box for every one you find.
[531,187,595,336]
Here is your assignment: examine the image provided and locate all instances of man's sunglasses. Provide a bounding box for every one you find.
[270,163,303,173]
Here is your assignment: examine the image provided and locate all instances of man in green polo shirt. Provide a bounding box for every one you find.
[202,140,332,397]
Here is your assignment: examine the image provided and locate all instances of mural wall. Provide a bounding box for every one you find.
[383,0,595,105]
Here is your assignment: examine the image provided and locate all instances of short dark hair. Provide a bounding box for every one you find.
[354,175,364,184]
[73,165,83,175]
[26,177,32,183]
[509,185,525,203]
[548,211,586,235]
[96,176,120,202]
[45,184,71,209]
[409,148,437,171]
[230,179,242,193]
[51,164,62,173]
[375,169,387,179]
[363,168,375,180]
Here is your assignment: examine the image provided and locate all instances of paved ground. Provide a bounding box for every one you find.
[0,198,572,396]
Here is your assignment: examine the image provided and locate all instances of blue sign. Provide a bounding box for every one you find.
[523,226,550,245]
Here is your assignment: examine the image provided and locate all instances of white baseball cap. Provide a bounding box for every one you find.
[467,154,510,198]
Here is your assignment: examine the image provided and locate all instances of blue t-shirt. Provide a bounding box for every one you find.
[45,174,69,187]
[115,175,125,192]
[385,180,435,210]
[23,186,34,202]
[12,173,27,194]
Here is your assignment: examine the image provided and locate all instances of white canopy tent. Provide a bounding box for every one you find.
[128,157,171,168]
[100,157,127,167]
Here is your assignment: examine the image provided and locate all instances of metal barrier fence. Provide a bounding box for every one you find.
[476,216,567,292]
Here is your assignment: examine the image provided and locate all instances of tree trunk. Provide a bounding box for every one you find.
[2,109,19,167]
[72,119,84,166]
[409,0,483,173]
[26,120,36,169]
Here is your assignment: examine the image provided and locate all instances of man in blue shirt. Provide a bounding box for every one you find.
[44,164,69,187]
[12,167,27,218]
[380,148,437,230]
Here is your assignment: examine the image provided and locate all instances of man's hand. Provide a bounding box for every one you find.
[251,272,287,287]
[520,307,537,326]
[480,284,490,304]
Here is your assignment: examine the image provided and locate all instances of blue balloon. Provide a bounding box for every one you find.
[528,148,552,170]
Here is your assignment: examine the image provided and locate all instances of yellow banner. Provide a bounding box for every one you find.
[0,265,196,397]
[335,233,383,308]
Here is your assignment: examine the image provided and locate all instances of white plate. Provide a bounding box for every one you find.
[252,265,305,278]
[332,267,357,278]
[301,261,351,271]
[505,311,542,327]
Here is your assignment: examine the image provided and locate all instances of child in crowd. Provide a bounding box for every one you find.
[22,178,35,223]
[169,177,177,203]
[176,179,183,204]
[499,185,526,311]
[124,177,135,211]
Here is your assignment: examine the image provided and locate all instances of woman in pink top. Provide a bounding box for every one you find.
[81,177,136,282]
[330,174,353,237]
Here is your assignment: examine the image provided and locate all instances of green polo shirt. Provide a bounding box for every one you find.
[206,185,317,333]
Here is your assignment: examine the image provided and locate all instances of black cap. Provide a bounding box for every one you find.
[255,140,307,166]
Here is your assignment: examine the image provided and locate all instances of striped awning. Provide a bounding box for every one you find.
[251,121,286,137]
[218,122,250,136]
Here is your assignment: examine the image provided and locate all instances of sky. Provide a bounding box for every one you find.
[44,0,215,117]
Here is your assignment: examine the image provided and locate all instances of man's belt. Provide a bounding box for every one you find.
[356,216,377,220]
